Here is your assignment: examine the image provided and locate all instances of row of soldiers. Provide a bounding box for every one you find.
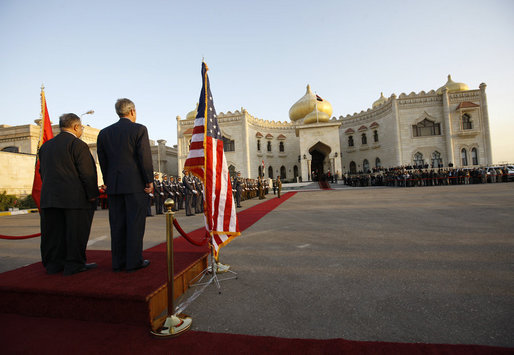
[232,174,281,207]
[151,171,281,215]
[151,171,204,216]
[344,167,511,188]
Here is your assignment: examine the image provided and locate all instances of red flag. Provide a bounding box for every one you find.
[184,62,240,261]
[31,86,54,210]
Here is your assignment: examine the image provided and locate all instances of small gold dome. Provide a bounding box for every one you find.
[186,103,198,120]
[436,75,469,94]
[303,109,330,124]
[372,92,387,109]
[289,85,333,122]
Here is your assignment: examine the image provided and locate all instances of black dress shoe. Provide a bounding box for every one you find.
[126,259,150,273]
[63,263,97,276]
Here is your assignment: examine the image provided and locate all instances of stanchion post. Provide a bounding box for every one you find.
[166,198,175,318]
[150,198,192,337]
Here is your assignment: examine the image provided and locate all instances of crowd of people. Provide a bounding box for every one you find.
[341,166,512,188]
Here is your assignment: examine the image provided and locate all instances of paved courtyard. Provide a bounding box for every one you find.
[1,183,513,347]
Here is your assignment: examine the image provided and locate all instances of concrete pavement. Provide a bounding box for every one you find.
[0,183,513,347]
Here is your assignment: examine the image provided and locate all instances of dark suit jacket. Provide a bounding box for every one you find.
[39,132,99,209]
[97,118,154,195]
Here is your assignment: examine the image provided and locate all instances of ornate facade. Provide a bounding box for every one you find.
[177,75,492,181]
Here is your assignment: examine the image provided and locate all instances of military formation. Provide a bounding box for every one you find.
[342,166,513,188]
[151,170,204,216]
[147,172,278,215]
[232,173,273,207]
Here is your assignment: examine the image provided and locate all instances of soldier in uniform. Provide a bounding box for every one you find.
[169,176,179,211]
[234,172,243,208]
[153,172,164,215]
[276,175,282,198]
[194,176,203,214]
[258,176,264,200]
[182,170,195,216]
[161,174,173,211]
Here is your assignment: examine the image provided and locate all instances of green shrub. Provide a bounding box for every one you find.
[0,191,18,211]
[0,192,36,211]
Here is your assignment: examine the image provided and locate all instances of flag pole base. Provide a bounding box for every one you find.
[150,314,192,337]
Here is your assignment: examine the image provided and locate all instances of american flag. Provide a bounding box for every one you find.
[184,62,240,260]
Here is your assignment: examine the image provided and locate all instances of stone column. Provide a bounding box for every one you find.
[442,88,454,166]
[157,139,166,174]
[479,83,493,165]
[307,159,312,181]
[242,110,252,177]
[391,94,402,166]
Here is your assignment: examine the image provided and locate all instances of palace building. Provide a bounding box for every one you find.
[177,75,493,181]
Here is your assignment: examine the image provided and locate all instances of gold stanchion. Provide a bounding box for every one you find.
[151,199,192,337]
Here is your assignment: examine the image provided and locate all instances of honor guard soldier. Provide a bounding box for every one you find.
[258,176,264,200]
[194,177,203,213]
[168,176,177,211]
[153,172,164,215]
[176,176,185,210]
[162,174,174,211]
[182,171,195,216]
[234,172,243,208]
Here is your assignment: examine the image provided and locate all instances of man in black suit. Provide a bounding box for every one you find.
[97,98,154,272]
[39,113,99,276]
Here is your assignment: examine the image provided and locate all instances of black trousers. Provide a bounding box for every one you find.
[108,193,147,270]
[40,207,95,274]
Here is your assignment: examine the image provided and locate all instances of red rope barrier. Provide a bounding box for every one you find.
[173,219,209,246]
[0,233,41,240]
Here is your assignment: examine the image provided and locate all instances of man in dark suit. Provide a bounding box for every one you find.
[39,113,99,276]
[97,98,154,272]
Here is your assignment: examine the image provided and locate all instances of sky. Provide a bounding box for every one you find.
[1,0,513,163]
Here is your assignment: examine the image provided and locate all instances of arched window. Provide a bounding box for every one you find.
[1,146,19,153]
[223,136,235,152]
[412,119,441,137]
[280,166,286,179]
[279,142,285,152]
[293,165,299,178]
[431,151,442,168]
[258,165,263,177]
[349,161,357,174]
[375,157,381,168]
[228,165,236,178]
[363,159,369,173]
[348,136,354,147]
[471,148,479,165]
[373,130,379,142]
[257,139,261,151]
[414,152,424,167]
[267,141,272,152]
[462,114,472,130]
[268,166,273,179]
[461,148,468,166]
[361,133,367,145]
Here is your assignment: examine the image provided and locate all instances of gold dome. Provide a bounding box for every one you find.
[372,92,387,109]
[436,75,469,94]
[289,84,333,122]
[186,103,198,120]
[303,108,330,124]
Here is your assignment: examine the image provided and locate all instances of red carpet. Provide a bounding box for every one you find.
[319,180,331,190]
[0,248,206,324]
[1,313,510,355]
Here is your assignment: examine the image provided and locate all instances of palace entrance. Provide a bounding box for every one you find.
[309,142,331,181]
